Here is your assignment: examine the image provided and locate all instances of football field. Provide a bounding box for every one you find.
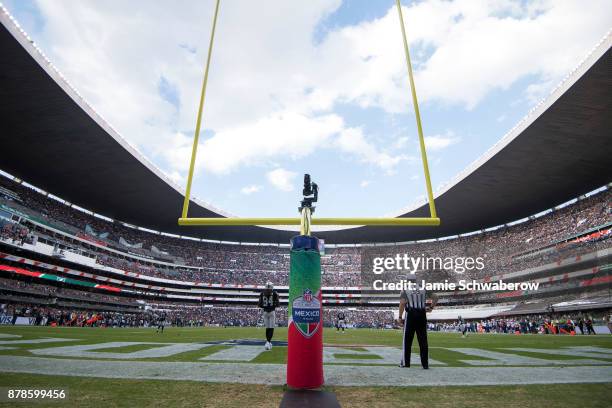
[0,326,611,407]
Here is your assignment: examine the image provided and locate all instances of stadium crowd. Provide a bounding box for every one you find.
[0,276,139,307]
[0,221,35,245]
[1,174,610,287]
[0,303,146,327]
[0,302,396,328]
[431,313,605,335]
[3,301,609,333]
[1,175,611,327]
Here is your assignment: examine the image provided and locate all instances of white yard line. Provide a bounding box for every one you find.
[0,334,21,339]
[0,337,76,345]
[448,348,612,366]
[504,348,612,360]
[0,356,610,386]
[30,342,211,359]
[200,345,262,361]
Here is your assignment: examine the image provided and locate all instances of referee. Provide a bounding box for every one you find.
[399,274,436,369]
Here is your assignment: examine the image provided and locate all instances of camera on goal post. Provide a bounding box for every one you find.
[299,174,318,213]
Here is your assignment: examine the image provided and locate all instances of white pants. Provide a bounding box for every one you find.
[263,311,276,328]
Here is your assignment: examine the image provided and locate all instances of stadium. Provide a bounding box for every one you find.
[0,1,611,407]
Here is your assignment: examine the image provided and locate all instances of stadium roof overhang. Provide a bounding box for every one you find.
[1,12,611,244]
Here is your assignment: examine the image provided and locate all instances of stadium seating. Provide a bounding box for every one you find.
[0,174,610,328]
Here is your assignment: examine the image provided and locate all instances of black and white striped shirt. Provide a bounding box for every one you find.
[400,284,426,310]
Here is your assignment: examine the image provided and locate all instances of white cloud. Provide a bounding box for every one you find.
[240,185,261,195]
[335,128,410,174]
[524,78,556,104]
[165,170,184,185]
[156,113,343,176]
[24,0,612,183]
[266,168,297,192]
[394,136,410,149]
[163,112,409,177]
[198,112,343,174]
[360,180,371,188]
[310,0,612,110]
[424,132,460,151]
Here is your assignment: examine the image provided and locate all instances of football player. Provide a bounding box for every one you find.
[458,315,468,337]
[337,311,346,332]
[156,312,166,334]
[258,281,279,350]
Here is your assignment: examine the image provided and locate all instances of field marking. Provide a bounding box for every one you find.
[0,334,21,339]
[0,337,76,345]
[18,341,612,367]
[200,345,262,361]
[24,341,443,365]
[448,348,611,366]
[566,346,612,354]
[30,342,212,359]
[0,356,610,386]
[505,348,612,361]
[364,346,446,366]
[323,346,446,366]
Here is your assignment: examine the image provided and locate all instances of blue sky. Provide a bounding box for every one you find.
[3,0,611,220]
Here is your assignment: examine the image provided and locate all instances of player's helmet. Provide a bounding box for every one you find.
[266,281,274,290]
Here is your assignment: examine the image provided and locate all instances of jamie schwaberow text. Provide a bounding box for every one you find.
[371,279,540,292]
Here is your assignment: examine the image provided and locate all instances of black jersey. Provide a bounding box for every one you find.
[258,291,279,312]
[337,312,346,321]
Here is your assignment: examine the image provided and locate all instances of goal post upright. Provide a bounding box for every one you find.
[181,0,221,220]
[395,0,437,219]
[178,0,440,228]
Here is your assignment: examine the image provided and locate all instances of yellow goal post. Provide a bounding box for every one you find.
[178,0,439,228]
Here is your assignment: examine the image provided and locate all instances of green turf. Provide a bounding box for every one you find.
[250,345,285,364]
[0,327,611,407]
[0,326,610,366]
[1,326,611,348]
[0,373,610,408]
[331,383,612,408]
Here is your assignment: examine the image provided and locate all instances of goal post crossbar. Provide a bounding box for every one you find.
[178,217,441,227]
